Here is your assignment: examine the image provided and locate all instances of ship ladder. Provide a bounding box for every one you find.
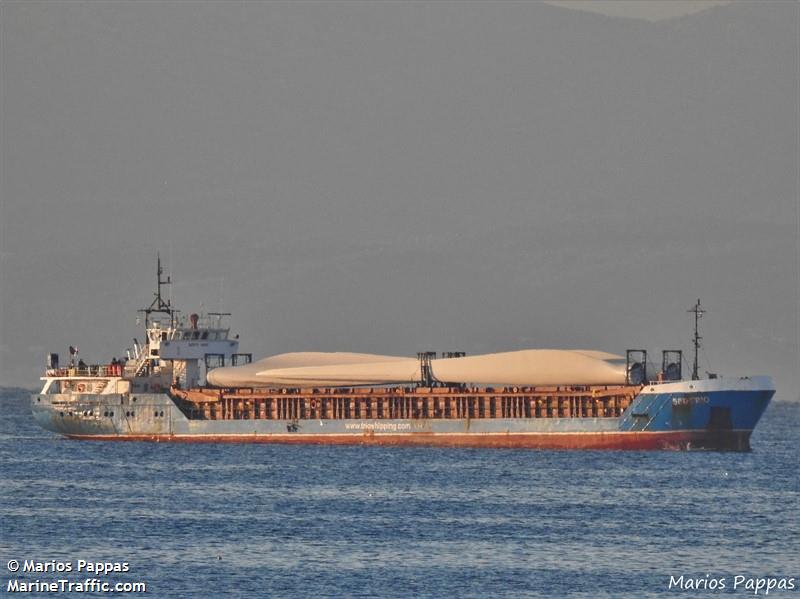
[133,353,151,377]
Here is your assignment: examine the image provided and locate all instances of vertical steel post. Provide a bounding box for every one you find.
[688,299,705,380]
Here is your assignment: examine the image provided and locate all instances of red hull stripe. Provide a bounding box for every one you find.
[64,430,750,450]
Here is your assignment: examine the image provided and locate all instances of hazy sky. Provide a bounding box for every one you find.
[1,1,797,399]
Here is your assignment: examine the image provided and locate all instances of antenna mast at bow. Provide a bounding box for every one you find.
[688,298,706,380]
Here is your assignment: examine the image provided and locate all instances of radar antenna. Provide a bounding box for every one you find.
[688,298,706,380]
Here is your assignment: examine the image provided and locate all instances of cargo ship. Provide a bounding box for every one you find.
[31,259,774,450]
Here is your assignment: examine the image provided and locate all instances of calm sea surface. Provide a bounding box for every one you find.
[1,389,797,598]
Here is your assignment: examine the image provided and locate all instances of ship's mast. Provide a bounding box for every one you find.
[140,253,175,328]
[688,298,705,380]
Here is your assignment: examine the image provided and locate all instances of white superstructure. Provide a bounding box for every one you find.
[38,256,249,394]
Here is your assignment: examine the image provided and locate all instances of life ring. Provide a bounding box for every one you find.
[310,399,318,410]
[76,383,86,393]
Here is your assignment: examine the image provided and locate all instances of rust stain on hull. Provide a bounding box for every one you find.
[64,430,751,450]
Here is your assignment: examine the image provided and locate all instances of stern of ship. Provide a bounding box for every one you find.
[30,391,181,440]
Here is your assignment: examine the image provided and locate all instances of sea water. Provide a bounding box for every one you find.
[1,389,797,598]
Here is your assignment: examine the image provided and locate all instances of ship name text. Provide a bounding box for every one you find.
[671,395,710,406]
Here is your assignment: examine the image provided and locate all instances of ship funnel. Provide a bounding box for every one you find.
[190,313,199,329]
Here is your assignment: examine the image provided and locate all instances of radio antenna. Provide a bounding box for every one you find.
[688,298,706,380]
[139,253,174,328]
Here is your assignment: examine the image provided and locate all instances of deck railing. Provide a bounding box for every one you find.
[46,364,125,378]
